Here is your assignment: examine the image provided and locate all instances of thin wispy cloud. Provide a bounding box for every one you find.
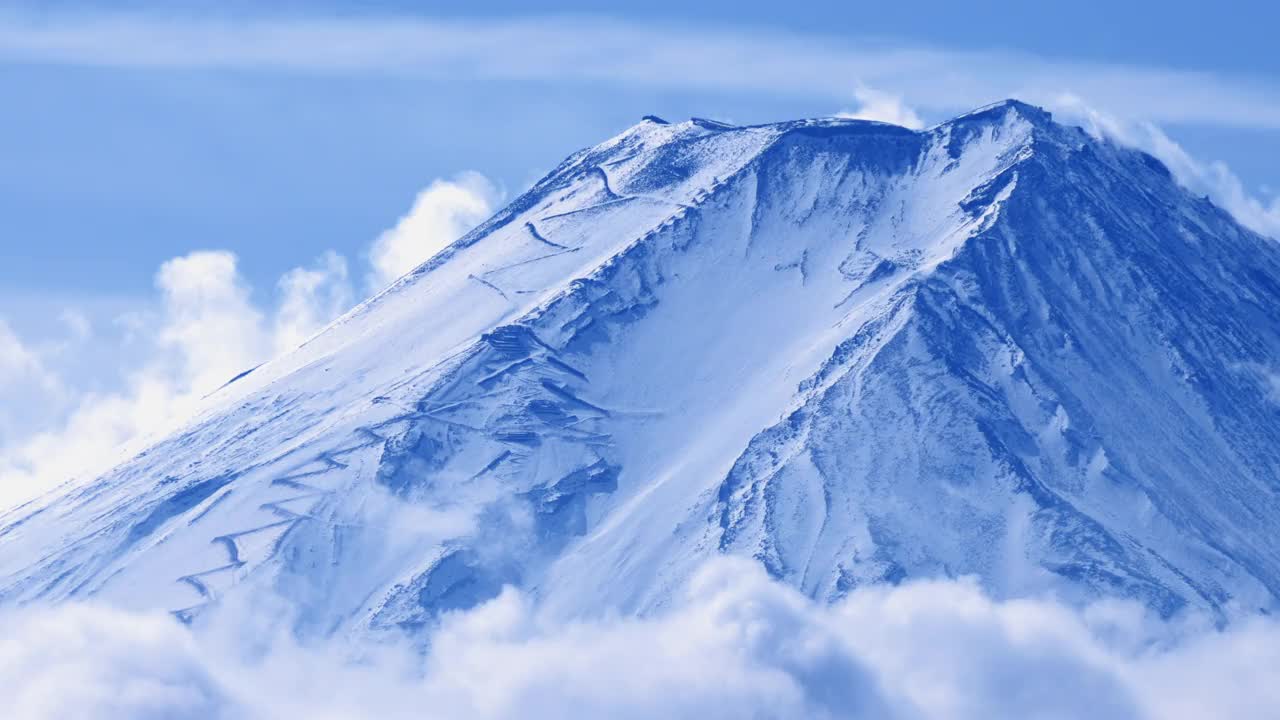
[836,88,926,129]
[1056,95,1280,239]
[2,12,1280,131]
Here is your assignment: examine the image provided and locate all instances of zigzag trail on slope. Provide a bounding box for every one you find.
[158,156,712,622]
[11,105,1277,634]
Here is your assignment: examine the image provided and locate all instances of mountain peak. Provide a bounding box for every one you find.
[6,99,1280,636]
[947,98,1055,127]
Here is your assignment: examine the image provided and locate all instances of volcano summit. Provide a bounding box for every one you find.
[5,101,1280,636]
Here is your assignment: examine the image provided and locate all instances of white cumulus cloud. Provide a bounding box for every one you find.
[0,172,498,511]
[153,250,268,394]
[274,250,353,355]
[0,252,270,509]
[367,172,500,289]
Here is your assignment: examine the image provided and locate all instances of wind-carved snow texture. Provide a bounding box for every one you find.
[4,101,1280,639]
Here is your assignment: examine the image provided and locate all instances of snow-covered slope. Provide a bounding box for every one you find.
[4,101,1280,636]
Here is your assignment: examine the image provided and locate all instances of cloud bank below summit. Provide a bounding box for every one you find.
[2,558,1278,720]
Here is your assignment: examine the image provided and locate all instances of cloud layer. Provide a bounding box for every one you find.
[1,558,1277,720]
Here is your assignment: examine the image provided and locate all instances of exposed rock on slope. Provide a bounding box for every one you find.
[4,101,1280,636]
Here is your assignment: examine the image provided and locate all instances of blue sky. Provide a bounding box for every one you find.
[1,1,1279,498]
[3,2,1279,306]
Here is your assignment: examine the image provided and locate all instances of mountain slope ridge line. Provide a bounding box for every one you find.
[3,100,1280,640]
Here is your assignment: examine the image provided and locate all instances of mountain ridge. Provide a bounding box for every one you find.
[4,100,1279,638]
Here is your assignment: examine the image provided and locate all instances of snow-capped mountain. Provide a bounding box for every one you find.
[4,100,1280,636]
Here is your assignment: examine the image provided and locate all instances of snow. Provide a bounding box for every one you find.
[4,100,1280,640]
